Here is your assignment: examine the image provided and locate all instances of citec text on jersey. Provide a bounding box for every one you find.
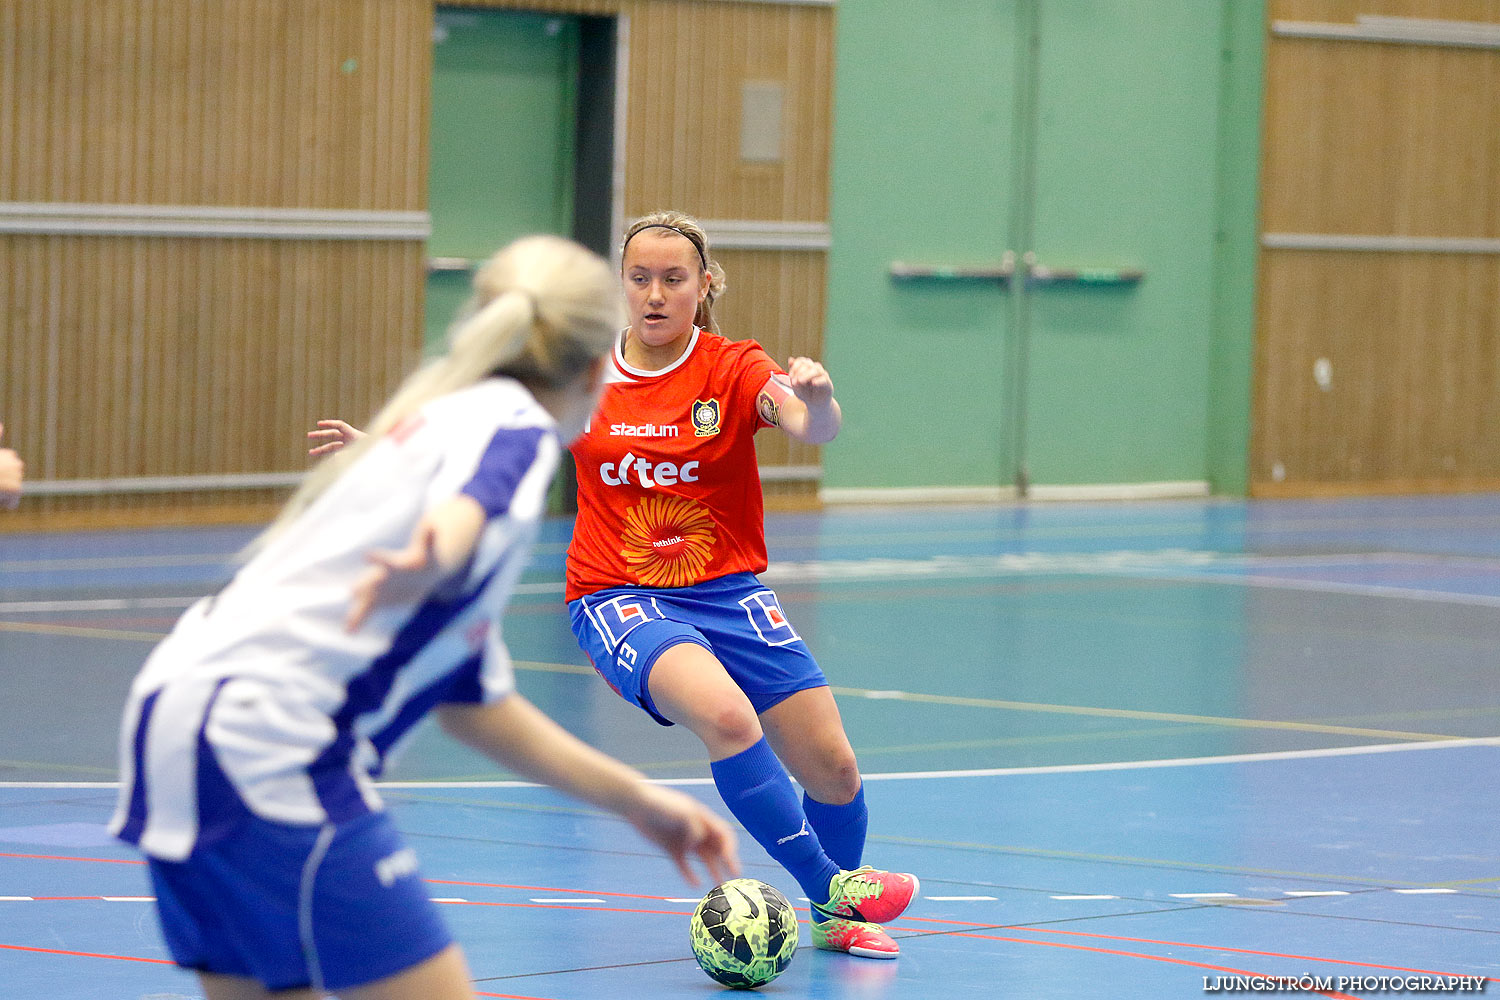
[1203,975,1487,993]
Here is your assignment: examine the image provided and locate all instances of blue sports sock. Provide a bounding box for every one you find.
[710,737,840,911]
[802,784,867,871]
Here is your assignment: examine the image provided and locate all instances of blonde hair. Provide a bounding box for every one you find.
[621,211,726,333]
[257,234,622,548]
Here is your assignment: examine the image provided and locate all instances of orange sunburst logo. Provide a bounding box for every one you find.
[620,495,717,588]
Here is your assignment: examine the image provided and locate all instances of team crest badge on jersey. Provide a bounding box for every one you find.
[692,398,722,437]
[739,590,801,647]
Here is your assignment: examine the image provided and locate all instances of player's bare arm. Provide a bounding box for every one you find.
[762,357,842,445]
[436,695,740,886]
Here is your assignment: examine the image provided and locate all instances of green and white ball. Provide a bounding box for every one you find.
[689,878,798,989]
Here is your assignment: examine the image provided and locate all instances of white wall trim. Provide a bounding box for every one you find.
[0,202,430,240]
[821,485,1020,505]
[24,471,304,497]
[1024,481,1211,502]
[703,219,831,251]
[821,481,1211,505]
[1263,232,1500,254]
[1273,16,1500,50]
[760,464,822,483]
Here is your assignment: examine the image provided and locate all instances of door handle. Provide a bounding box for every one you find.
[888,250,1142,287]
[889,250,1016,286]
[1023,251,1143,286]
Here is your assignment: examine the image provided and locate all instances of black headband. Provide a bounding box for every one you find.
[622,224,709,271]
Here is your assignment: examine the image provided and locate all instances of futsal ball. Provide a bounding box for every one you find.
[689,878,798,989]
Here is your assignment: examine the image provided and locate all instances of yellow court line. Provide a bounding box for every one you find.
[0,621,168,642]
[513,660,594,676]
[827,685,1459,742]
[1,625,1459,743]
[853,724,1224,757]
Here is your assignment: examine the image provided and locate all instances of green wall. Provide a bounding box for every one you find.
[427,8,579,350]
[825,0,1264,494]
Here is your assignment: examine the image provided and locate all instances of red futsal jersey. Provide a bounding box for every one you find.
[566,327,783,602]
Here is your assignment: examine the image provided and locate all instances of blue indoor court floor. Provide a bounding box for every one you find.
[2,494,1498,998]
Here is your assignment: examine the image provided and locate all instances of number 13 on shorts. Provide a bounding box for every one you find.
[739,590,800,646]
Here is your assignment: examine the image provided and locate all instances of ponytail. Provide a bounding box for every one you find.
[251,235,621,552]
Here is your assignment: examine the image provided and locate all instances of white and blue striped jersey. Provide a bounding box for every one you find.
[110,378,559,861]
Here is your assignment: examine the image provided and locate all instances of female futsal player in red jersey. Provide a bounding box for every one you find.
[309,213,920,958]
[564,212,917,959]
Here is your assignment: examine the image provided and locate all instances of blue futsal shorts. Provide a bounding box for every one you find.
[568,571,828,726]
[146,810,450,992]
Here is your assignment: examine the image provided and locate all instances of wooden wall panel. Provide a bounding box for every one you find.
[0,0,430,527]
[714,249,826,494]
[0,0,430,209]
[1253,1,1500,495]
[1269,0,1500,22]
[1261,24,1500,237]
[621,1,832,222]
[1252,251,1500,492]
[1,235,424,509]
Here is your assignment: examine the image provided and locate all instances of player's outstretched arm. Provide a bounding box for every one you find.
[346,495,487,631]
[762,357,842,445]
[307,418,365,457]
[0,423,23,509]
[438,696,741,886]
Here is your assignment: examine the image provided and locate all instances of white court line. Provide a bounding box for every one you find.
[1393,888,1458,895]
[1283,890,1350,897]
[101,896,153,902]
[431,897,468,903]
[1118,568,1500,611]
[0,582,564,615]
[853,737,1500,781]
[0,596,200,613]
[5,737,1497,791]
[1051,894,1118,900]
[529,897,604,904]
[8,548,1498,615]
[1171,892,1237,899]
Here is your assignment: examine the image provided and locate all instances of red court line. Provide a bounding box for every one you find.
[12,854,1484,991]
[427,878,682,902]
[2,943,556,999]
[0,897,1389,997]
[0,942,172,965]
[902,915,1499,983]
[0,852,143,866]
[923,930,1362,1000]
[440,899,691,918]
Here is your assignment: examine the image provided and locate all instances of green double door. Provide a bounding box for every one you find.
[829,1,1226,492]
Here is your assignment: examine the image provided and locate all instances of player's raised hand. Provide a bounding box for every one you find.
[627,784,741,887]
[785,356,834,406]
[346,522,439,632]
[307,418,364,458]
[0,423,22,509]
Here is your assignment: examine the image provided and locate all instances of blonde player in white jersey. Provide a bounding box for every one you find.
[110,235,739,1000]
